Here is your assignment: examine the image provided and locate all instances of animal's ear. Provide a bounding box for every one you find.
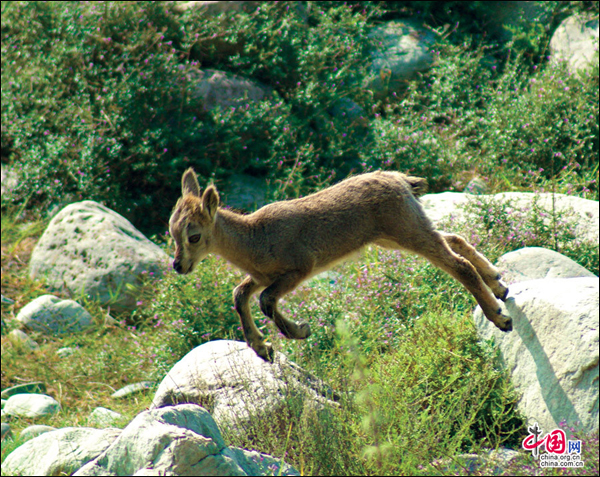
[181,168,201,197]
[202,185,219,219]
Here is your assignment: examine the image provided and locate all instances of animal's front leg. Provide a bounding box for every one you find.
[233,276,273,362]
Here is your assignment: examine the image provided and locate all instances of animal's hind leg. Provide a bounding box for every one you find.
[406,231,512,332]
[234,276,273,362]
[259,272,312,340]
[441,232,509,301]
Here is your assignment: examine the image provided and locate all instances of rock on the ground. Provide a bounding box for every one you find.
[1,382,46,399]
[88,407,123,427]
[420,191,599,244]
[367,19,436,96]
[29,200,170,312]
[550,14,599,74]
[16,295,93,335]
[187,68,272,112]
[151,340,337,432]
[8,329,39,351]
[1,427,121,476]
[74,404,299,476]
[111,382,155,399]
[1,422,11,440]
[221,174,268,211]
[19,425,56,442]
[496,247,596,284]
[474,277,599,433]
[3,393,61,419]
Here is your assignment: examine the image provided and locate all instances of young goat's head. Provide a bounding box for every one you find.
[169,168,219,274]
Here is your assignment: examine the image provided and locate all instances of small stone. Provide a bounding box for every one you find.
[56,347,77,358]
[111,382,155,399]
[1,422,11,440]
[89,407,122,427]
[16,295,93,335]
[4,394,61,419]
[7,330,39,351]
[1,382,47,400]
[20,425,56,441]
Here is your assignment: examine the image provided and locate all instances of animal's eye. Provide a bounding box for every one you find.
[189,234,201,244]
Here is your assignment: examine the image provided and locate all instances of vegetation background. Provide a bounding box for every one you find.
[1,1,598,475]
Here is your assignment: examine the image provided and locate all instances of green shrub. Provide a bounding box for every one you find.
[139,255,246,374]
[1,2,375,233]
[365,42,598,195]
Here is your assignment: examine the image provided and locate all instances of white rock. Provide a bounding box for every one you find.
[57,346,78,357]
[1,427,121,476]
[550,14,599,74]
[474,277,599,433]
[16,294,93,335]
[74,404,299,476]
[496,247,596,284]
[19,425,56,441]
[151,340,337,431]
[4,393,61,419]
[420,191,599,244]
[368,20,435,96]
[29,201,170,312]
[89,407,122,427]
[8,329,39,351]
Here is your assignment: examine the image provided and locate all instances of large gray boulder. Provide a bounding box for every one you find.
[29,201,170,312]
[496,247,596,284]
[16,294,93,335]
[75,404,298,476]
[474,277,599,433]
[420,191,599,244]
[550,14,599,74]
[367,19,436,97]
[151,340,337,432]
[2,405,298,476]
[1,427,121,476]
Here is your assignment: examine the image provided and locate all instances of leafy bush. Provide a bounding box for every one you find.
[365,42,598,195]
[134,256,243,374]
[1,2,375,233]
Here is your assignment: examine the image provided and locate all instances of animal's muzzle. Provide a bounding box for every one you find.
[173,260,183,274]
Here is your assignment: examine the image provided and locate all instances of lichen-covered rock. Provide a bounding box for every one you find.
[16,294,93,335]
[151,340,337,432]
[550,14,599,74]
[29,201,170,312]
[74,404,299,476]
[1,427,121,476]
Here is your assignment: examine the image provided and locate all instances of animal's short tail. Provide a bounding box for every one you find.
[406,176,428,197]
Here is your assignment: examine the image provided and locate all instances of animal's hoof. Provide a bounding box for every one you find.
[297,322,312,339]
[497,314,512,332]
[493,277,509,301]
[252,342,274,363]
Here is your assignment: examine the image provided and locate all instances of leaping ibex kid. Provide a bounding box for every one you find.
[169,168,511,361]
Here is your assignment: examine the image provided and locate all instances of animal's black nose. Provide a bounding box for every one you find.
[173,260,182,273]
